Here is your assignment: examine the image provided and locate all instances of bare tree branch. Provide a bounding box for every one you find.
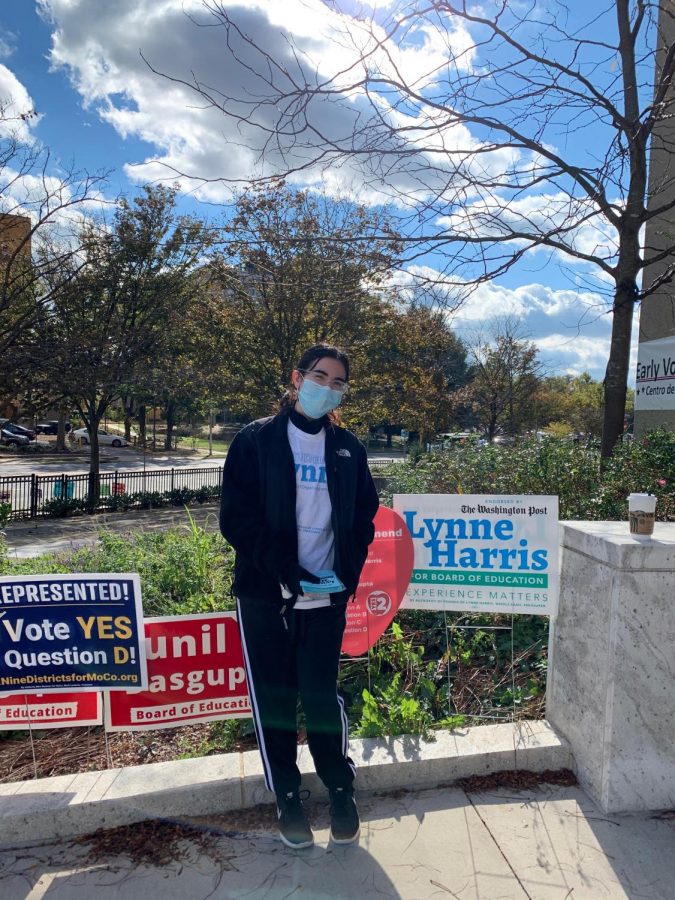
[145,1,675,454]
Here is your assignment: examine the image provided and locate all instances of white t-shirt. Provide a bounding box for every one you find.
[287,420,333,609]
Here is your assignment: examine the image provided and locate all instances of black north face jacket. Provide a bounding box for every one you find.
[219,407,379,605]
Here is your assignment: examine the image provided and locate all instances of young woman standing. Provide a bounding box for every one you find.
[220,344,379,848]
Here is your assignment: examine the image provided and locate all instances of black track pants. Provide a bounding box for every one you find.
[236,596,355,796]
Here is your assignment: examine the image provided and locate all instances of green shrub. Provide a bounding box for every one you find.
[131,491,169,510]
[43,497,87,517]
[8,518,234,616]
[176,718,255,757]
[381,428,675,521]
[98,494,133,512]
[38,482,221,518]
[194,485,221,503]
[346,621,466,739]
[0,502,11,527]
[167,487,197,506]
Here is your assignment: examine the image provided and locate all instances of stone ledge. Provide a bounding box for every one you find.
[560,521,675,570]
[0,720,571,846]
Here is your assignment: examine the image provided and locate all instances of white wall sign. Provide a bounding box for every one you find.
[393,494,559,616]
[635,335,675,410]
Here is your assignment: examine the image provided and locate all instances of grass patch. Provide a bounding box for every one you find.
[176,436,230,454]
[3,516,234,616]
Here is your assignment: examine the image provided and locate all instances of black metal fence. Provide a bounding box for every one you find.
[0,467,224,521]
[0,459,403,521]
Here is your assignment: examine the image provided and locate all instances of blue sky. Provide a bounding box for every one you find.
[0,0,643,383]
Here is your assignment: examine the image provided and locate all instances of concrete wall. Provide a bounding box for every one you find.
[636,5,675,435]
[547,521,675,813]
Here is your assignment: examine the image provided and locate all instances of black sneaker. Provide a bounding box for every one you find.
[276,790,314,849]
[329,787,360,844]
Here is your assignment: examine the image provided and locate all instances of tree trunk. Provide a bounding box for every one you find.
[56,405,67,452]
[84,403,102,507]
[122,395,135,442]
[487,404,498,441]
[88,431,100,507]
[164,400,176,451]
[601,278,637,459]
[138,405,146,446]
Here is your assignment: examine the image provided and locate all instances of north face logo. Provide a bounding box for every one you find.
[336,448,351,457]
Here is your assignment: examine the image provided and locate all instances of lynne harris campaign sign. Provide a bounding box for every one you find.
[0,574,147,691]
[393,494,559,616]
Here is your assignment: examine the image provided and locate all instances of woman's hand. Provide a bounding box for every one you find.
[279,562,321,598]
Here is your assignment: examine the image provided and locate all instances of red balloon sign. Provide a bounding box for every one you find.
[341,507,415,657]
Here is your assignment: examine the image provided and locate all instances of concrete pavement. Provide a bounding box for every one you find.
[3,504,222,558]
[3,476,674,897]
[0,446,225,476]
[1,778,673,898]
[0,723,673,898]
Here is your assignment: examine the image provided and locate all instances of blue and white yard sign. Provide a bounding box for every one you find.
[0,574,147,691]
[393,495,559,616]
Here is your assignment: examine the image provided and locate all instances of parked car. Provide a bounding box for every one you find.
[36,420,72,435]
[2,422,36,440]
[1,428,30,448]
[70,428,128,447]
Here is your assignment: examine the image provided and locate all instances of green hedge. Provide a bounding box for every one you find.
[6,516,234,618]
[381,428,675,521]
[42,485,222,518]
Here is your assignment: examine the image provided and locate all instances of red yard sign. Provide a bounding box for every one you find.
[105,612,251,731]
[0,691,102,729]
[342,507,415,657]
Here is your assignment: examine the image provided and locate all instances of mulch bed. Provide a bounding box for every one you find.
[74,817,236,870]
[455,768,578,792]
[0,724,257,784]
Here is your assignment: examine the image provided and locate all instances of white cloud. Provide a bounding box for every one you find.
[0,61,107,249]
[34,0,628,282]
[36,0,476,201]
[535,334,609,376]
[535,328,639,387]
[0,33,16,61]
[358,0,398,8]
[389,265,608,321]
[387,263,631,380]
[0,64,39,143]
[0,166,109,245]
[451,280,617,378]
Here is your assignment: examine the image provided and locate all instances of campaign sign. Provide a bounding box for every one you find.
[0,574,147,692]
[0,691,102,730]
[105,612,251,731]
[341,507,415,657]
[634,334,675,410]
[394,494,559,616]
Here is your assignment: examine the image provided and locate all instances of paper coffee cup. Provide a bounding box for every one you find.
[628,493,657,536]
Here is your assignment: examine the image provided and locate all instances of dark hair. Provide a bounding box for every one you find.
[296,344,350,381]
[279,343,350,413]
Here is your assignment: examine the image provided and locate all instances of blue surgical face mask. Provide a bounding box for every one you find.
[297,377,344,419]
